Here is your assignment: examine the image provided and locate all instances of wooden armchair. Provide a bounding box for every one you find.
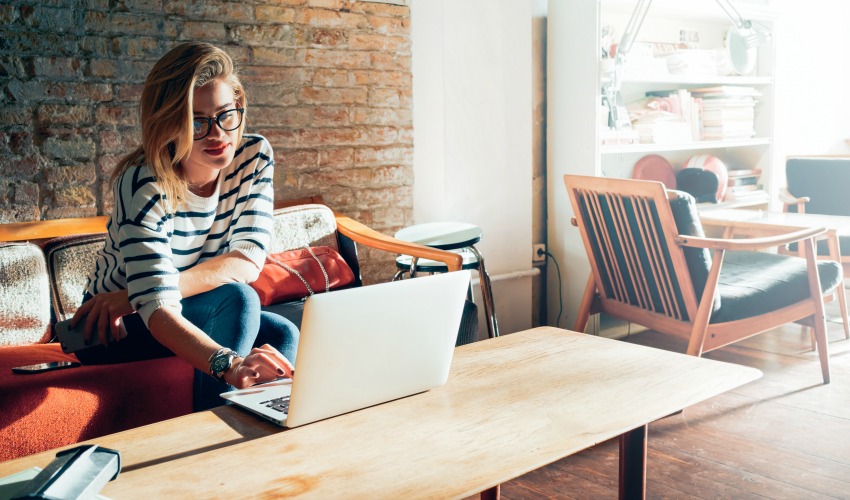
[781,156,850,276]
[565,175,841,384]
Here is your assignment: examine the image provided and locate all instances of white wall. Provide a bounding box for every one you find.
[410,0,534,338]
[772,0,850,177]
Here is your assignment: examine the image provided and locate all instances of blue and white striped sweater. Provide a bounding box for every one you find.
[84,134,275,326]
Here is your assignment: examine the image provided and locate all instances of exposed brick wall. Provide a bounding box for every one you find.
[0,0,412,283]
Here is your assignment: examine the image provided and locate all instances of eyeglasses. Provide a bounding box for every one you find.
[193,108,244,140]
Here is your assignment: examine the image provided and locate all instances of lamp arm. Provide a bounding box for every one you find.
[713,0,751,30]
[615,0,653,61]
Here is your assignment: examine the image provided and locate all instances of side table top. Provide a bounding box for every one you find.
[394,221,482,250]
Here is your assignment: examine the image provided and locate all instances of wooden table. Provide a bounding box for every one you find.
[700,208,850,339]
[0,327,760,499]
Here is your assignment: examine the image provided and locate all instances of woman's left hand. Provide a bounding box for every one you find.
[71,289,134,347]
[225,344,294,388]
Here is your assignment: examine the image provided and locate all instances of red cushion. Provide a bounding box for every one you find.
[0,343,193,461]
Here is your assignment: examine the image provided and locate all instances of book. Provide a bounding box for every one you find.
[728,176,759,187]
[727,168,762,178]
[689,86,762,97]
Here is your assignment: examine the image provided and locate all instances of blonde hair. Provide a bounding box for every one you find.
[111,42,247,211]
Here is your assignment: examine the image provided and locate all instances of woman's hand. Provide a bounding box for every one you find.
[225,344,294,388]
[71,289,134,347]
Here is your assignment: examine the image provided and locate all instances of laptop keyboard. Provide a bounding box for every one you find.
[260,396,290,414]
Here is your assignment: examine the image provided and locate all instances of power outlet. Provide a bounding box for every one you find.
[532,244,546,262]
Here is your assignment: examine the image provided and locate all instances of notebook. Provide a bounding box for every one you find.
[220,270,471,428]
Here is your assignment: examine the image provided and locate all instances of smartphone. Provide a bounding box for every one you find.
[12,361,81,374]
[55,318,100,353]
[55,316,128,353]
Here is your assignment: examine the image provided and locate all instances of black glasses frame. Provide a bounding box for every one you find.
[193,108,245,141]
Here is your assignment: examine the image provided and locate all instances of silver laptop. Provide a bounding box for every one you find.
[221,270,471,428]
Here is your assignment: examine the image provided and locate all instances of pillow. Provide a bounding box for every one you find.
[0,243,51,345]
[269,204,339,254]
[42,234,106,323]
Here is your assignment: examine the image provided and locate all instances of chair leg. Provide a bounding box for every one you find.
[686,250,724,357]
[574,275,595,333]
[807,326,816,352]
[812,313,831,384]
[840,288,850,340]
[469,246,499,338]
[803,238,831,384]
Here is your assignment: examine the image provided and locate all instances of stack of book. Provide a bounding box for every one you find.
[724,168,768,203]
[690,86,760,140]
[643,89,702,142]
[631,117,692,144]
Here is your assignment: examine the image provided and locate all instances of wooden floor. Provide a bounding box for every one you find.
[502,306,850,499]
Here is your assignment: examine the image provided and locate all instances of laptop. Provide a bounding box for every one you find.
[220,270,471,428]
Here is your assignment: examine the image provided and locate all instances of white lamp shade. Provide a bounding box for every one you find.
[727,26,758,75]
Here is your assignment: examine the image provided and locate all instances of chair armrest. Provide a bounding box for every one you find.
[779,187,809,212]
[335,214,463,272]
[676,226,826,252]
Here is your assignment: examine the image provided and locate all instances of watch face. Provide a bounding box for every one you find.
[211,353,231,374]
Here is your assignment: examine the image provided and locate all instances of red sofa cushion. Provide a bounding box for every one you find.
[0,343,193,461]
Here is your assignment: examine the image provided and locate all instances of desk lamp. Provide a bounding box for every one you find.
[605,0,772,130]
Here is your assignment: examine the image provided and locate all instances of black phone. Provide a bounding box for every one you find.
[55,317,128,353]
[12,361,81,374]
[55,318,99,353]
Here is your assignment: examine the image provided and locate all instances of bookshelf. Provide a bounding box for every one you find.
[546,0,779,336]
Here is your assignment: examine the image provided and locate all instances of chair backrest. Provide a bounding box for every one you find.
[564,175,703,323]
[786,157,850,216]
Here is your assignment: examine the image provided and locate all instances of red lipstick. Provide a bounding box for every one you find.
[204,143,229,156]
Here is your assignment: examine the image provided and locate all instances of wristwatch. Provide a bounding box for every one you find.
[209,348,238,382]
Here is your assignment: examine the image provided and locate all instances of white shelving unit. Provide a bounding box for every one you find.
[546,0,779,335]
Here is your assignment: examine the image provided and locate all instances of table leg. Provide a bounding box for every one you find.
[619,425,647,500]
[480,484,500,500]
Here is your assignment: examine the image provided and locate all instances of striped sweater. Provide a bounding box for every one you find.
[85,134,275,326]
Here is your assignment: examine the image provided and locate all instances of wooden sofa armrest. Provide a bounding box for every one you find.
[0,216,109,242]
[335,215,463,272]
[676,226,826,252]
[779,187,809,213]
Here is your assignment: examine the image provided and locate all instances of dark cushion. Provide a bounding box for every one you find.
[711,251,842,323]
[263,300,305,329]
[786,158,850,216]
[668,190,718,311]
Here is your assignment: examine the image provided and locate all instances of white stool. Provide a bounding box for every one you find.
[393,222,499,339]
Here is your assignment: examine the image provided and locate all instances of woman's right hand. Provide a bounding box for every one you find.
[71,289,134,347]
[225,344,294,388]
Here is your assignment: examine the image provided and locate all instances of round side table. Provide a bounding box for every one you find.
[393,222,499,339]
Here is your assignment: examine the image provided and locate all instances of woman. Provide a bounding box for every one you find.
[72,42,298,411]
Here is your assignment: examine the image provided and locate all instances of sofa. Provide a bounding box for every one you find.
[0,197,469,462]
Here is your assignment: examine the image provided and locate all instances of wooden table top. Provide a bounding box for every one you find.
[700,208,850,234]
[0,327,761,499]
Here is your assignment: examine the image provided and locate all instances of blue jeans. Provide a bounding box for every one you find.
[76,283,300,411]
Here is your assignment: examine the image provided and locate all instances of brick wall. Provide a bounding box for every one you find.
[0,0,412,283]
